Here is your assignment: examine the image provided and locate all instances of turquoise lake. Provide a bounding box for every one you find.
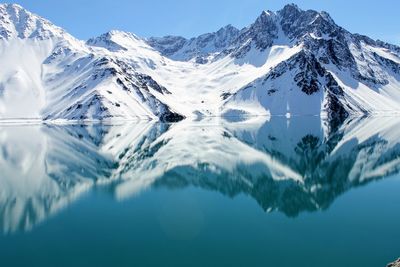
[0,116,399,267]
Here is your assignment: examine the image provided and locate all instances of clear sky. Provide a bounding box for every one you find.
[1,0,399,45]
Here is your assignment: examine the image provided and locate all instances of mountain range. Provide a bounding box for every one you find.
[1,3,400,122]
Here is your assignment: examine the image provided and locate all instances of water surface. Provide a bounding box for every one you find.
[0,116,399,266]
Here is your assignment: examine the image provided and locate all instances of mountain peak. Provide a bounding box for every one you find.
[0,3,67,40]
[0,3,24,11]
[252,9,278,29]
[215,24,239,39]
[256,9,277,20]
[107,30,139,39]
[278,4,336,27]
[0,2,34,25]
[259,10,274,17]
[87,30,143,52]
[280,3,302,15]
[0,3,35,23]
[282,3,301,10]
[218,24,238,32]
[276,5,339,40]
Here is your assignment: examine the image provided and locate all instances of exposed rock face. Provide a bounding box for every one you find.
[147,24,240,62]
[223,50,355,120]
[43,54,183,121]
[231,11,278,57]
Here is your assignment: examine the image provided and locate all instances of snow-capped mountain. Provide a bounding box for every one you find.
[0,3,400,121]
[1,116,400,232]
[0,4,183,122]
[147,24,240,63]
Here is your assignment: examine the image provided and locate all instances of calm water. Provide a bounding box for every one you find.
[0,116,399,267]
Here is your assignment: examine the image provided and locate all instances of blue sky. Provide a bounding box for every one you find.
[2,0,399,44]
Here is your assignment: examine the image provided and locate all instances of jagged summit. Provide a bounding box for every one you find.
[279,3,302,14]
[1,3,22,9]
[0,3,69,40]
[146,22,240,62]
[0,3,25,12]
[146,4,343,62]
[86,30,142,52]
[277,3,334,23]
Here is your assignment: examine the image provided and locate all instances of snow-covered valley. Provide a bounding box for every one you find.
[1,3,400,122]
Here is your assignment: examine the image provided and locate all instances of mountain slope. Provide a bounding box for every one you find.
[0,3,83,119]
[0,4,183,122]
[0,3,400,121]
[216,5,400,118]
[147,5,400,119]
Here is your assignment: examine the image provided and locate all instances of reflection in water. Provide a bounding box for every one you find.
[1,116,400,233]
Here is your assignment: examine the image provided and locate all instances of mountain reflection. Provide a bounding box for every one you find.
[1,116,400,233]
